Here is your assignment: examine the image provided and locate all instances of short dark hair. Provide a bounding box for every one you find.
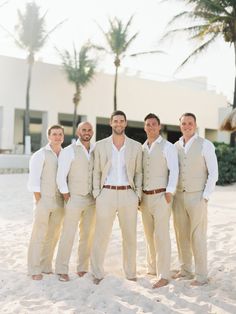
[110,110,127,121]
[179,112,196,122]
[144,113,160,125]
[47,124,64,136]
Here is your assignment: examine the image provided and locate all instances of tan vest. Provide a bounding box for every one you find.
[176,137,207,192]
[67,144,93,196]
[40,149,61,198]
[142,139,168,190]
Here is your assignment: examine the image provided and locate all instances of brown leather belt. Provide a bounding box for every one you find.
[103,185,131,190]
[143,188,166,195]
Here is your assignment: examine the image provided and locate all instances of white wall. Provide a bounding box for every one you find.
[0,55,229,151]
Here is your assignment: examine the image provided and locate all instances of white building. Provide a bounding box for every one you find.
[0,55,230,154]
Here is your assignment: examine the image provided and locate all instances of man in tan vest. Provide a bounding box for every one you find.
[141,113,178,288]
[172,113,218,286]
[91,110,142,284]
[27,125,65,280]
[55,121,95,282]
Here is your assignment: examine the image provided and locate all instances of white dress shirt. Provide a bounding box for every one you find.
[179,134,218,199]
[105,142,129,186]
[143,135,179,194]
[56,139,95,194]
[27,144,61,192]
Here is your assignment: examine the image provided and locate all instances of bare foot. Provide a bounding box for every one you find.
[172,271,185,279]
[32,274,43,280]
[152,278,168,289]
[58,274,70,282]
[190,280,207,286]
[93,277,103,285]
[77,271,87,277]
[172,271,193,280]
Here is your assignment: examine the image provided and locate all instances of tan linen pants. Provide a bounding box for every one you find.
[55,194,95,275]
[28,196,64,275]
[172,191,208,282]
[141,192,171,280]
[91,188,139,280]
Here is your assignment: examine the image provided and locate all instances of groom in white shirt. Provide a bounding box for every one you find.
[91,110,142,284]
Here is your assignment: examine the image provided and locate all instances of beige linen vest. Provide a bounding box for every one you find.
[67,144,93,196]
[176,137,207,192]
[40,149,61,197]
[142,139,168,190]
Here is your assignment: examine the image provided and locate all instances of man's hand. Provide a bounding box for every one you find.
[63,193,70,202]
[165,192,172,204]
[34,192,41,202]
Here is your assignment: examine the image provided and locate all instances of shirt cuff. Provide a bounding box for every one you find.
[166,186,175,194]
[59,185,69,194]
[28,185,40,192]
[202,193,209,201]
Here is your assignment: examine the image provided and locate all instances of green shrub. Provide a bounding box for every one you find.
[214,142,236,185]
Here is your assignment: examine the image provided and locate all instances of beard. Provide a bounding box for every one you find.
[81,135,92,142]
[112,127,125,135]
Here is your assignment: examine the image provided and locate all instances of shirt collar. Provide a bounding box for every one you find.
[75,138,95,153]
[144,135,163,149]
[45,143,63,153]
[179,133,198,147]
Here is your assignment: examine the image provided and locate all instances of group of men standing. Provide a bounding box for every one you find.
[27,110,218,289]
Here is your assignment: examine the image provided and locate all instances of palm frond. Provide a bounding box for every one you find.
[220,108,236,131]
[59,44,97,88]
[176,33,219,71]
[40,18,67,46]
[122,32,139,53]
[129,50,165,57]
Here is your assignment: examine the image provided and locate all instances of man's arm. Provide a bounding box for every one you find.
[165,142,179,203]
[202,140,218,200]
[92,145,102,199]
[56,146,74,195]
[134,143,143,200]
[27,149,45,197]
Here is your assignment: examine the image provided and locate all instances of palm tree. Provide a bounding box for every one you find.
[163,0,236,145]
[58,44,96,137]
[95,15,163,111]
[14,2,65,153]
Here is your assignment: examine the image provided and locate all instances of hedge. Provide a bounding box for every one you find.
[214,142,236,185]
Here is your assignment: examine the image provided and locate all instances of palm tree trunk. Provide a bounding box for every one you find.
[230,42,236,146]
[24,54,33,154]
[114,65,118,111]
[72,101,77,138]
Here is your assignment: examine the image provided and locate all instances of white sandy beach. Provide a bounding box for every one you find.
[0,173,236,314]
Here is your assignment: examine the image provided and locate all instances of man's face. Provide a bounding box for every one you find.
[77,122,93,142]
[180,115,197,138]
[144,118,161,138]
[110,115,127,135]
[48,128,64,146]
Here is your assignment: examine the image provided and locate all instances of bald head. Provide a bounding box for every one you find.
[76,121,94,143]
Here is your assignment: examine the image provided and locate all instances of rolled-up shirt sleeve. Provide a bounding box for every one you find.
[27,149,45,192]
[56,146,74,193]
[202,140,218,199]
